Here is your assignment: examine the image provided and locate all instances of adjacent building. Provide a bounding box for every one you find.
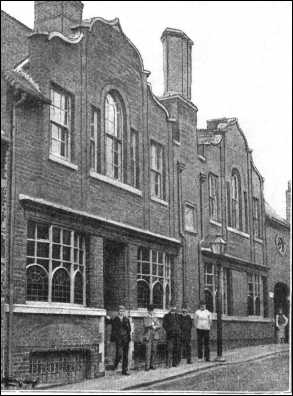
[1,1,291,386]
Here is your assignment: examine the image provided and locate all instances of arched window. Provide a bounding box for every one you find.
[231,170,242,230]
[52,268,70,303]
[204,289,214,312]
[137,280,150,308]
[153,282,163,309]
[165,284,170,309]
[74,272,83,305]
[105,92,124,181]
[26,265,48,301]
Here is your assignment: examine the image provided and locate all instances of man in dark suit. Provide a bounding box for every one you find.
[180,306,193,364]
[107,305,131,375]
[163,306,181,368]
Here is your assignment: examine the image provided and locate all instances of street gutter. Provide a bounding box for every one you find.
[124,350,288,391]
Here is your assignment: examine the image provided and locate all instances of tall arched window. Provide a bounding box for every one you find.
[26,265,48,301]
[74,271,83,305]
[52,268,70,303]
[231,170,242,230]
[153,282,163,309]
[137,280,150,308]
[105,92,124,181]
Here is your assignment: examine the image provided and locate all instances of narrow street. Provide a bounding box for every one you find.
[145,352,289,392]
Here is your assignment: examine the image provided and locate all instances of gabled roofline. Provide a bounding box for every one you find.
[29,31,84,44]
[72,17,148,75]
[1,10,32,32]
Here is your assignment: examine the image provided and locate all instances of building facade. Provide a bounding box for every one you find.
[1,1,291,386]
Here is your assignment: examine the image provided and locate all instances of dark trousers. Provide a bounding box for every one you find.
[145,339,158,369]
[181,336,191,362]
[197,329,210,361]
[167,335,180,367]
[114,341,129,373]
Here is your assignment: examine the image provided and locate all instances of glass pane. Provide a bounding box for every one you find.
[79,250,83,264]
[53,227,61,243]
[63,246,71,261]
[137,281,150,308]
[37,259,49,272]
[27,241,35,257]
[63,230,71,245]
[152,264,157,275]
[52,269,70,303]
[27,221,36,239]
[141,247,149,261]
[158,252,163,264]
[142,262,150,275]
[153,282,163,309]
[74,272,83,304]
[74,249,78,263]
[151,250,157,263]
[37,223,49,240]
[52,244,61,259]
[37,242,49,258]
[51,138,60,155]
[26,266,48,301]
[158,265,163,277]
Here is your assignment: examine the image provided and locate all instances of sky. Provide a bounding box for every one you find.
[2,1,292,218]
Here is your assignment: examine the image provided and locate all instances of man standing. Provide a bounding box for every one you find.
[108,305,131,375]
[194,301,212,362]
[180,306,193,364]
[143,304,161,371]
[163,306,181,368]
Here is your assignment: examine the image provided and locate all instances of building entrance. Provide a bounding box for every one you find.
[274,282,289,342]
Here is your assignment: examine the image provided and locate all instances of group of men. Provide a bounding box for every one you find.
[106,301,212,375]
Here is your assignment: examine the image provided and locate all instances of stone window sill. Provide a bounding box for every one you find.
[211,312,272,322]
[129,309,169,318]
[173,140,181,146]
[5,302,106,316]
[151,196,168,207]
[254,237,264,244]
[185,229,198,235]
[49,154,78,170]
[90,170,142,197]
[227,226,250,239]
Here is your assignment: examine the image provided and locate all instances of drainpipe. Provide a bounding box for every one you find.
[198,172,207,302]
[177,161,185,306]
[7,91,27,377]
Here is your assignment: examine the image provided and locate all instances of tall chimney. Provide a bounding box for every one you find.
[286,180,291,223]
[161,28,193,100]
[34,1,84,36]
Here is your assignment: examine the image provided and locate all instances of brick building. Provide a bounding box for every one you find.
[1,1,291,386]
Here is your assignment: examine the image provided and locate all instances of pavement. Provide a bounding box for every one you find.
[43,344,289,392]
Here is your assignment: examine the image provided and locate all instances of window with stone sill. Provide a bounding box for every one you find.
[137,247,172,309]
[184,203,197,233]
[208,173,220,222]
[204,263,232,314]
[247,273,261,316]
[26,220,86,305]
[50,87,72,161]
[150,141,166,200]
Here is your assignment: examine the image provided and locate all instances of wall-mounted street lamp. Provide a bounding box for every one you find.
[210,234,227,362]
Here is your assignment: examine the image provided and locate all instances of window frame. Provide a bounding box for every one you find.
[208,173,220,222]
[150,140,165,200]
[184,202,197,233]
[247,272,261,316]
[26,221,86,306]
[130,129,139,189]
[90,106,101,172]
[104,93,124,182]
[137,247,172,309]
[50,86,72,162]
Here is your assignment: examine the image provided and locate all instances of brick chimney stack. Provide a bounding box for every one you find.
[161,28,193,101]
[34,1,84,36]
[286,180,291,223]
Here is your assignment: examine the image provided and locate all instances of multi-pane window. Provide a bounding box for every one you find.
[231,173,242,230]
[253,197,262,238]
[208,173,220,221]
[137,247,172,309]
[204,263,215,312]
[184,203,197,232]
[26,221,86,305]
[150,141,165,200]
[90,106,101,172]
[204,264,232,315]
[50,88,72,160]
[244,191,249,234]
[130,129,139,188]
[247,273,261,316]
[105,93,123,181]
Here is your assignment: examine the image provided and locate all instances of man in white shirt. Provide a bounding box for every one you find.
[194,301,212,362]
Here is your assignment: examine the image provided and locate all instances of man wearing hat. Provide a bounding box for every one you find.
[143,304,161,371]
[108,305,131,375]
[163,305,181,368]
[180,306,193,364]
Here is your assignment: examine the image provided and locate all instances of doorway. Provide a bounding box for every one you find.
[274,282,289,342]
